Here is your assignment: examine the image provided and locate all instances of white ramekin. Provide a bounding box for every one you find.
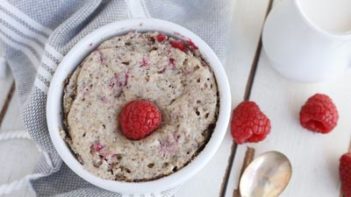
[46,18,231,195]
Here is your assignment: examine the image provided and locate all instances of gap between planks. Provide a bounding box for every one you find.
[0,82,15,127]
[219,0,274,196]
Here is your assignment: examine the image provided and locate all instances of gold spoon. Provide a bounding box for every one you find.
[239,151,292,197]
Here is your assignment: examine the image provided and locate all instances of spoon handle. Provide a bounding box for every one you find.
[233,189,241,197]
[234,147,256,197]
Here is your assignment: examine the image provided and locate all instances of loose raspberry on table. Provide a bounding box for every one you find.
[340,152,351,197]
[299,93,338,133]
[231,101,271,144]
[118,100,162,140]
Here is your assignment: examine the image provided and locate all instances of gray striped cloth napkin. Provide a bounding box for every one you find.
[0,0,234,196]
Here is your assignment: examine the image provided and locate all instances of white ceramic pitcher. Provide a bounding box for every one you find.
[263,0,351,82]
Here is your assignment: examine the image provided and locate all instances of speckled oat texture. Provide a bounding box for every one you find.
[63,32,219,182]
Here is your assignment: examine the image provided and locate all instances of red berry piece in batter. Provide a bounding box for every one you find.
[156,33,167,42]
[187,40,198,50]
[170,40,186,51]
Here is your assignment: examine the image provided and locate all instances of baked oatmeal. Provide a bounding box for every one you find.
[62,32,219,182]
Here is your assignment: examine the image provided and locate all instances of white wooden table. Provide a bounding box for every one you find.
[1,0,351,196]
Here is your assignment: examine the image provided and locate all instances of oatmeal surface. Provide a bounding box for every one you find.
[63,32,219,181]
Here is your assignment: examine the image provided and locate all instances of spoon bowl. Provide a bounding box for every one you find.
[240,151,292,197]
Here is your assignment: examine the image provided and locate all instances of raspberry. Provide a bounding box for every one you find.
[340,152,351,197]
[231,101,271,144]
[170,40,186,51]
[186,40,198,50]
[119,100,162,140]
[90,142,104,154]
[300,93,338,133]
[156,33,167,42]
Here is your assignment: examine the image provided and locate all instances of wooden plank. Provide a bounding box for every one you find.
[177,0,271,196]
[0,91,39,197]
[0,188,35,197]
[221,0,274,196]
[228,52,351,196]
[0,62,36,196]
[227,0,351,196]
